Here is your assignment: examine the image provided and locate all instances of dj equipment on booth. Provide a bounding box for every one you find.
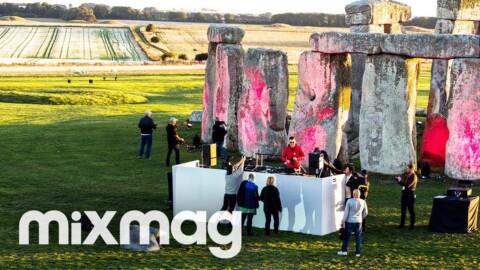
[202,143,217,167]
[308,152,324,177]
[447,187,472,199]
[458,180,474,188]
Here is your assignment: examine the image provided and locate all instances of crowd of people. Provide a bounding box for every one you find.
[136,111,418,257]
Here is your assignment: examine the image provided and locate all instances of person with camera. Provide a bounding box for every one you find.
[137,110,157,160]
[396,163,417,230]
[338,189,368,257]
[280,136,305,170]
[165,117,185,167]
[220,156,246,214]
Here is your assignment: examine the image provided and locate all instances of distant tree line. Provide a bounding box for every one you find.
[0,2,436,28]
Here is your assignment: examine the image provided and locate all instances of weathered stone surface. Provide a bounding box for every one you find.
[207,24,245,44]
[347,53,367,143]
[189,111,202,122]
[238,48,289,157]
[201,43,218,143]
[289,51,351,164]
[360,55,419,174]
[310,32,382,54]
[437,0,480,21]
[211,44,245,150]
[201,44,245,148]
[345,0,411,25]
[434,19,477,34]
[350,24,384,33]
[445,58,480,180]
[428,59,452,116]
[120,225,160,252]
[381,34,480,59]
[420,114,449,167]
[435,19,455,34]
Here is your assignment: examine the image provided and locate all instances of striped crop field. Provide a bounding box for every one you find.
[0,26,148,61]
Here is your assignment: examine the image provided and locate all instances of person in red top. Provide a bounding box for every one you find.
[281,136,305,169]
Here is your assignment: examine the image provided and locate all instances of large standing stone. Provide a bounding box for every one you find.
[289,51,351,164]
[207,24,245,44]
[310,32,382,54]
[420,114,450,167]
[345,0,411,25]
[238,48,289,157]
[428,18,479,117]
[360,55,419,174]
[437,0,480,21]
[445,59,480,180]
[347,53,367,145]
[212,44,245,150]
[428,60,452,116]
[201,42,218,143]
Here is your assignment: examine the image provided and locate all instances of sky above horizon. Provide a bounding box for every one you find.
[3,0,438,17]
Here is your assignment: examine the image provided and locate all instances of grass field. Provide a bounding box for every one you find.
[1,67,479,269]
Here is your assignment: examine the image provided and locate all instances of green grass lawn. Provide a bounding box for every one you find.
[1,67,479,269]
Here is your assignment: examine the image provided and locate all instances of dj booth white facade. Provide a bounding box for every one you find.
[172,161,345,236]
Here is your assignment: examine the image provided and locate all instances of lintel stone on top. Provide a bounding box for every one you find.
[310,32,382,54]
[345,0,411,25]
[381,34,480,59]
[311,32,480,59]
[437,0,480,21]
[207,24,245,44]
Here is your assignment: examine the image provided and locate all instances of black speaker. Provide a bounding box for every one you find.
[308,152,319,175]
[167,172,173,210]
[202,143,217,166]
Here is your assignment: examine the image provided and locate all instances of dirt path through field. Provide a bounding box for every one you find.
[0,64,205,74]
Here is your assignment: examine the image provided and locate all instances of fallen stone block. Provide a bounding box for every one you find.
[207,24,245,44]
[120,225,161,252]
[238,48,289,157]
[189,111,202,122]
[360,54,419,174]
[445,58,480,180]
[310,32,382,54]
[437,0,480,21]
[345,0,411,25]
[381,34,480,59]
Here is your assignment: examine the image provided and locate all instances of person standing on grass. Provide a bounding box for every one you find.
[338,189,368,257]
[137,110,157,160]
[220,156,246,214]
[396,163,417,230]
[260,176,282,237]
[357,169,370,233]
[237,173,259,236]
[165,117,185,167]
[212,117,228,161]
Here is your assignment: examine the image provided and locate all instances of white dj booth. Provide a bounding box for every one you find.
[172,160,345,236]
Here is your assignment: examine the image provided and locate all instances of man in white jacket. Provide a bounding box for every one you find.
[337,189,368,257]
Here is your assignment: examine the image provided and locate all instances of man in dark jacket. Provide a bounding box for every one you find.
[165,117,185,166]
[212,117,228,160]
[260,176,282,236]
[137,110,157,159]
[396,163,418,230]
